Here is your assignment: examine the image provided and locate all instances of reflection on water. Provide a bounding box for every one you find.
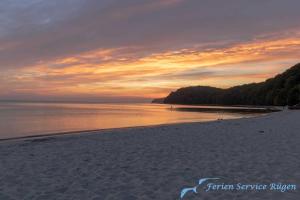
[0,102,263,139]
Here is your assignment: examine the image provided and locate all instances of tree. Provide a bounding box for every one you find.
[274,89,288,106]
[287,86,300,106]
[162,63,300,106]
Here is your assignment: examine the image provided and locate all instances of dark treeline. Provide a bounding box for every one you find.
[157,63,300,106]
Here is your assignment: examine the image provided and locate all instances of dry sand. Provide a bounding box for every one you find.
[0,110,299,200]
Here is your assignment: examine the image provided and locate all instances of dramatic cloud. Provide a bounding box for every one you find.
[1,0,300,101]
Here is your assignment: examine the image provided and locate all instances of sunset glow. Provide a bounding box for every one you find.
[1,0,300,102]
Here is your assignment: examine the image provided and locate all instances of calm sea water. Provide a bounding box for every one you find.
[0,102,263,139]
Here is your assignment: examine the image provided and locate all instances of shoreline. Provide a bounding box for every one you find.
[153,102,283,108]
[0,110,271,143]
[0,110,299,199]
[0,104,278,142]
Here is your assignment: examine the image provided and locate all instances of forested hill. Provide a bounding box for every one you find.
[156,63,300,106]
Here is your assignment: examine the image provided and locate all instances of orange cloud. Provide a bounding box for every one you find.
[2,32,300,99]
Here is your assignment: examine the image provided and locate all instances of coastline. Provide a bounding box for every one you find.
[0,110,299,199]
[0,102,278,141]
[0,108,269,142]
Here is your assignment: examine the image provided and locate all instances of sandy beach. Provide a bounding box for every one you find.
[0,110,299,200]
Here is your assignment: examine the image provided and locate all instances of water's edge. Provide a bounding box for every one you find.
[0,111,274,143]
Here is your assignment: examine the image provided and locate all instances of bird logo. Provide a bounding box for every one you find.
[180,177,220,199]
[180,186,198,199]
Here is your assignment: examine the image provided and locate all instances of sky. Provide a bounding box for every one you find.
[1,0,300,102]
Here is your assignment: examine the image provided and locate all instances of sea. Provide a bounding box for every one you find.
[0,101,265,139]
